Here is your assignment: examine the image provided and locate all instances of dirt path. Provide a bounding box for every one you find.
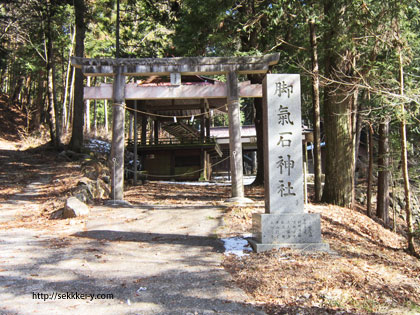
[0,140,264,315]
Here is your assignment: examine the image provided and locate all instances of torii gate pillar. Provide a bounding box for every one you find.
[225,71,253,204]
[227,71,244,199]
[110,66,125,201]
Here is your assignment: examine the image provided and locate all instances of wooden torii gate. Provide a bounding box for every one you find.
[71,54,279,203]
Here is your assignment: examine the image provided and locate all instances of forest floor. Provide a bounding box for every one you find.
[1,96,420,314]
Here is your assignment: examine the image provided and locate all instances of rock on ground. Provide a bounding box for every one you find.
[62,197,90,218]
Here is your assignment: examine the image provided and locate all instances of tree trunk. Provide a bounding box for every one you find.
[46,64,55,145]
[32,73,45,131]
[85,76,91,134]
[12,76,24,104]
[62,26,75,133]
[69,0,85,152]
[23,76,31,108]
[321,83,355,208]
[321,1,355,208]
[376,117,390,225]
[398,47,416,255]
[52,57,61,145]
[309,18,322,201]
[24,76,32,131]
[104,77,109,134]
[45,0,61,147]
[45,33,55,145]
[0,67,6,92]
[367,123,374,218]
[249,74,264,186]
[354,106,363,186]
[350,86,359,208]
[66,66,75,132]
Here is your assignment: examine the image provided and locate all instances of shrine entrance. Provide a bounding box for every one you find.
[72,55,329,251]
[71,54,279,203]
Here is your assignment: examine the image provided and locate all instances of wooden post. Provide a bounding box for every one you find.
[200,107,205,141]
[206,152,211,179]
[170,151,175,178]
[154,119,159,144]
[304,141,308,204]
[252,151,257,174]
[141,114,147,145]
[128,113,133,141]
[133,100,138,185]
[93,100,97,136]
[104,78,109,135]
[111,65,125,200]
[149,120,154,143]
[206,114,210,142]
[227,70,244,199]
[85,76,91,133]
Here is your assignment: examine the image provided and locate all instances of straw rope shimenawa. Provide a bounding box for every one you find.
[123,103,227,119]
[124,155,231,178]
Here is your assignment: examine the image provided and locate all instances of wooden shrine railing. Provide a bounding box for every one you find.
[126,137,222,157]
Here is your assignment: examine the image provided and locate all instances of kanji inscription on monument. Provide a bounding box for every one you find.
[264,74,304,213]
[250,74,329,252]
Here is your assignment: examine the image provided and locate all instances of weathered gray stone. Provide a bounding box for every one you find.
[49,209,64,219]
[263,74,304,214]
[63,197,90,218]
[251,74,329,252]
[248,238,330,252]
[104,199,133,208]
[77,178,91,187]
[227,71,244,199]
[74,192,88,203]
[75,176,110,201]
[77,183,94,200]
[101,175,110,184]
[71,54,280,76]
[110,66,126,201]
[252,213,323,244]
[60,150,90,161]
[224,196,253,205]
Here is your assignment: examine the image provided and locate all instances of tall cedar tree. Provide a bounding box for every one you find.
[321,0,357,207]
[69,0,85,152]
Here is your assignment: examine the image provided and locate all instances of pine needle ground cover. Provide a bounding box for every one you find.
[222,203,420,314]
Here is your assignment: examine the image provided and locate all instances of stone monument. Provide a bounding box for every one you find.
[249,74,329,252]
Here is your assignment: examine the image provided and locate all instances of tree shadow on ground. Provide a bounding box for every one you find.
[322,216,402,254]
[73,230,225,251]
[263,304,359,315]
[0,228,265,314]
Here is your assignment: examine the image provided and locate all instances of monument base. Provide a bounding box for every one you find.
[104,200,133,208]
[251,213,329,252]
[248,238,330,253]
[224,196,254,205]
